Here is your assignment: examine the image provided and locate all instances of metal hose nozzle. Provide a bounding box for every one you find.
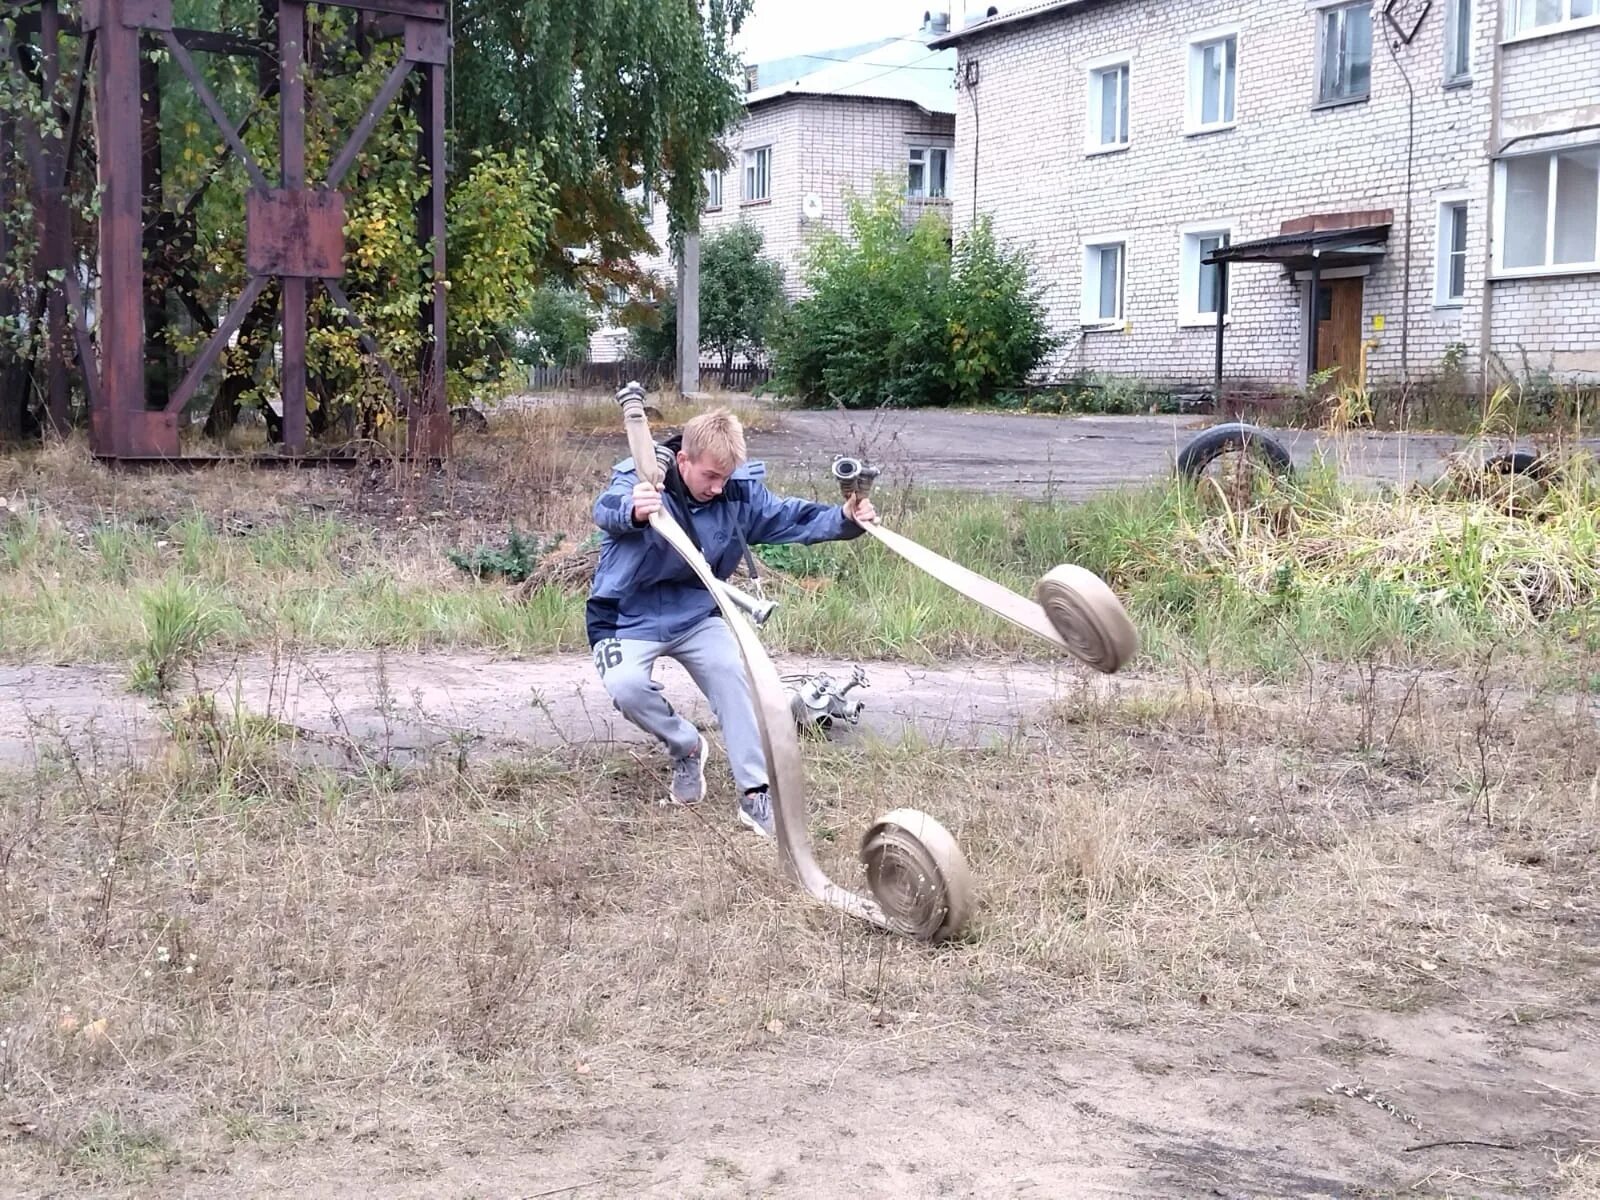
[831,455,880,502]
[716,580,778,626]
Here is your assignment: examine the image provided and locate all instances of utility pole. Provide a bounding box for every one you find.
[677,233,701,399]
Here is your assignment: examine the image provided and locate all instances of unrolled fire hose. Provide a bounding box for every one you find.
[829,456,1139,675]
[615,385,1136,943]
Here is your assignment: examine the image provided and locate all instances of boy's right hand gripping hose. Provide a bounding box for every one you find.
[614,383,973,944]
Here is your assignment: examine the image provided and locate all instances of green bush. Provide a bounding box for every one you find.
[513,284,598,368]
[771,181,1054,407]
[627,223,785,368]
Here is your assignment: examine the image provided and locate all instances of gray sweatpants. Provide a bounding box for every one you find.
[592,615,768,793]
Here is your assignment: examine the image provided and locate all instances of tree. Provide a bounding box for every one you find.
[626,225,784,370]
[699,223,784,370]
[627,288,677,365]
[515,283,599,367]
[771,181,1055,408]
[449,0,754,304]
[770,183,951,407]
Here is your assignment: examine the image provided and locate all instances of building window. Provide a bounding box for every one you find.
[907,146,949,198]
[605,283,628,307]
[1180,227,1232,323]
[1082,240,1126,325]
[1436,201,1468,304]
[743,146,771,203]
[1318,3,1373,105]
[1510,0,1599,37]
[1088,61,1130,150]
[1186,33,1236,132]
[1497,146,1600,272]
[1443,0,1472,82]
[705,169,723,211]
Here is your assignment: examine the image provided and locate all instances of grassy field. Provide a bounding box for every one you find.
[3,406,1600,1195]
[3,407,1598,689]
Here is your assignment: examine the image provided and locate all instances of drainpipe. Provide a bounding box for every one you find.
[1477,0,1506,397]
[1383,23,1417,386]
[967,66,981,223]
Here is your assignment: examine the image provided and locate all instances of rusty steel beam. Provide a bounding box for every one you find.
[322,279,411,408]
[319,0,442,19]
[39,0,69,434]
[174,27,271,58]
[62,271,100,415]
[179,78,278,218]
[13,8,272,59]
[162,30,269,191]
[41,0,452,460]
[411,56,446,457]
[164,275,269,416]
[325,54,411,190]
[140,21,170,411]
[91,0,151,456]
[279,0,308,454]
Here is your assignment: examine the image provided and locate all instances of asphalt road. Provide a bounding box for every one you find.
[734,409,1588,500]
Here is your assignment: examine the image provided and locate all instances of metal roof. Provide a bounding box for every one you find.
[928,1,1098,50]
[743,33,956,116]
[1204,225,1391,267]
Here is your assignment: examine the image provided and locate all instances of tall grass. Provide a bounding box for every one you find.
[3,453,1597,676]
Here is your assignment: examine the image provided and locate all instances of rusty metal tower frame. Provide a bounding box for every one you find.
[2,0,450,460]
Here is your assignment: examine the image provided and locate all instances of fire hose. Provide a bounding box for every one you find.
[615,384,1137,943]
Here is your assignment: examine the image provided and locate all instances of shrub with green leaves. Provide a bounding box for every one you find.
[628,223,786,368]
[771,182,1054,407]
[514,284,599,368]
[447,531,560,583]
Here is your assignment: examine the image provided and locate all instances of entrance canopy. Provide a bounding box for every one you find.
[1202,211,1393,390]
[1204,224,1390,272]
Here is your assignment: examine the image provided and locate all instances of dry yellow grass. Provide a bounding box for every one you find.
[2,660,1595,1190]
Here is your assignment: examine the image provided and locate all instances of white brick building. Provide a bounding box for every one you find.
[589,17,959,363]
[930,0,1600,393]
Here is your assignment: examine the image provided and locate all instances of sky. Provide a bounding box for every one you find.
[733,0,969,63]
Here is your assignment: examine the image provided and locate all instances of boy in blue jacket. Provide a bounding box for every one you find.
[587,407,876,836]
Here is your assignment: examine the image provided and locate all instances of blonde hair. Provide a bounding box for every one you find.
[680,408,747,470]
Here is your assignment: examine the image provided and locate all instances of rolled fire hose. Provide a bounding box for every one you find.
[616,384,973,942]
[829,457,1139,675]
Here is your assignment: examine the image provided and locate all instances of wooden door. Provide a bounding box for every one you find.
[1313,277,1363,384]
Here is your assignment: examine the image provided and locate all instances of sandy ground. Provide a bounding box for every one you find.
[22,996,1598,1199]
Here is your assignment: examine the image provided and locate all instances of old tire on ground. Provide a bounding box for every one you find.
[1485,450,1550,480]
[860,808,974,943]
[1176,422,1294,482]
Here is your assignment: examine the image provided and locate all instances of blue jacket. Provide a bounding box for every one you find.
[586,454,864,646]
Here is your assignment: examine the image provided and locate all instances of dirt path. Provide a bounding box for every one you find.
[1,650,1099,770]
[7,649,1595,773]
[52,998,1600,1199]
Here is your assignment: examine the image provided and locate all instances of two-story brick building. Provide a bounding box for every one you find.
[589,15,958,362]
[930,0,1600,393]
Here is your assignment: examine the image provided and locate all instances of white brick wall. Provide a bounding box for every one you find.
[946,0,1600,389]
[590,94,954,360]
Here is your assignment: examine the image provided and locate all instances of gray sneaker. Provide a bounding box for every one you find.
[668,735,709,805]
[739,787,775,839]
